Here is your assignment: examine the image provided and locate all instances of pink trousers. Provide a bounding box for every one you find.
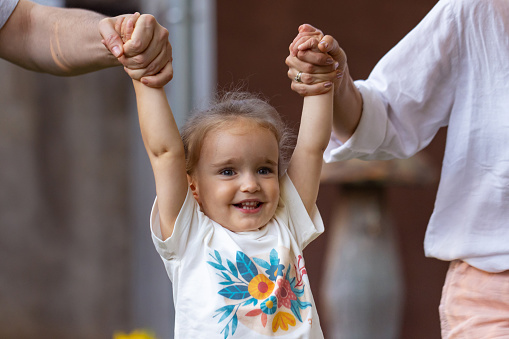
[439,260,509,338]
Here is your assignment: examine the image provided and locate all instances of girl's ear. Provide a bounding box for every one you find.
[187,174,201,205]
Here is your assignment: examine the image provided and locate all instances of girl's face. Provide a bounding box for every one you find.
[188,121,280,233]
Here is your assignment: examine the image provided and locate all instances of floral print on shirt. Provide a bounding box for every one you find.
[207,248,312,338]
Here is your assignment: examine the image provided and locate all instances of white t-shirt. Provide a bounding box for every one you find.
[325,0,509,273]
[0,0,18,29]
[151,174,325,339]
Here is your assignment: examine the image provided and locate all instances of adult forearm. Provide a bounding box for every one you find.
[332,65,363,143]
[30,4,121,75]
[0,0,120,75]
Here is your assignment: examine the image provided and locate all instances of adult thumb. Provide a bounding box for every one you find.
[99,17,124,58]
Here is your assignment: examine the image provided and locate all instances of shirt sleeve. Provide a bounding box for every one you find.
[0,0,19,29]
[278,174,324,250]
[325,0,458,162]
[150,187,199,261]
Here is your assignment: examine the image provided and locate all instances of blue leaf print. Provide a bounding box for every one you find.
[290,299,303,322]
[289,298,312,324]
[292,286,305,297]
[221,272,232,281]
[215,250,222,263]
[218,284,250,300]
[227,259,239,278]
[296,298,312,309]
[242,298,258,307]
[252,257,271,270]
[215,305,235,323]
[269,249,279,266]
[222,324,229,339]
[231,314,238,335]
[219,281,235,286]
[207,261,227,271]
[236,251,258,282]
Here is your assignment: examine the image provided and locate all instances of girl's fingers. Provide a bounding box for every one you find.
[288,68,339,85]
[298,23,322,34]
[124,12,140,42]
[291,81,333,97]
[120,15,130,42]
[289,31,324,55]
[297,37,320,52]
[286,54,337,75]
[115,16,126,40]
[140,60,174,88]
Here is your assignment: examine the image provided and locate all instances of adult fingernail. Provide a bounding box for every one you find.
[320,41,329,49]
[337,71,343,78]
[112,46,121,57]
[334,62,339,70]
[326,58,334,64]
[324,82,332,88]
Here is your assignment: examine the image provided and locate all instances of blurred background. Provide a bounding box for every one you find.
[0,0,449,338]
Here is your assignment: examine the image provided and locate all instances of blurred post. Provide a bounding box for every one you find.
[320,155,437,338]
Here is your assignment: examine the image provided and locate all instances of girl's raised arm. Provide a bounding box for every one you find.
[132,81,188,240]
[287,74,333,215]
[120,13,187,240]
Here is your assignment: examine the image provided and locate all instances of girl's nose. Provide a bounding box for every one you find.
[240,173,261,193]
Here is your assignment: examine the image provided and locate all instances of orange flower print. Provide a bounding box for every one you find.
[275,278,297,309]
[248,274,275,300]
[272,312,296,332]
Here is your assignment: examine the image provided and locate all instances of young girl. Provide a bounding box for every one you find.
[119,15,333,339]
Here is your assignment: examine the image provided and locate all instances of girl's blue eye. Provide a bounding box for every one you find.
[258,167,273,175]
[220,169,234,176]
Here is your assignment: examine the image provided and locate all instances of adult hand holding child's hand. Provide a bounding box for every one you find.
[100,13,173,88]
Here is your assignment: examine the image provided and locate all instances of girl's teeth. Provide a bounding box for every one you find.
[240,202,259,209]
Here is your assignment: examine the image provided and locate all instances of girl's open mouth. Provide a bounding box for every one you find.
[234,201,262,210]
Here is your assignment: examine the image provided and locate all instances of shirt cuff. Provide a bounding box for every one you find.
[324,80,388,162]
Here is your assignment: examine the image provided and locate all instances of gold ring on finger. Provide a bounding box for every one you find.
[294,71,303,83]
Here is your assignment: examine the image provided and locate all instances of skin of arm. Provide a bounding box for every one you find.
[132,80,188,240]
[122,14,185,240]
[287,80,334,215]
[0,0,173,86]
[0,0,119,75]
[286,24,362,143]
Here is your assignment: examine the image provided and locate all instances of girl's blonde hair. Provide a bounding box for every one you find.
[181,91,294,176]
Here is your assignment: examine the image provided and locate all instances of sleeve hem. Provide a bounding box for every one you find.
[324,80,388,162]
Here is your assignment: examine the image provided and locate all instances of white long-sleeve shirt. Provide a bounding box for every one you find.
[325,0,509,273]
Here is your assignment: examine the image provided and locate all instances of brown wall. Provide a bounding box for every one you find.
[217,1,449,338]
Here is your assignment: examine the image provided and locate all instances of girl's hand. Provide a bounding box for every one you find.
[103,12,173,87]
[286,24,347,96]
[116,12,140,43]
[114,13,143,80]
